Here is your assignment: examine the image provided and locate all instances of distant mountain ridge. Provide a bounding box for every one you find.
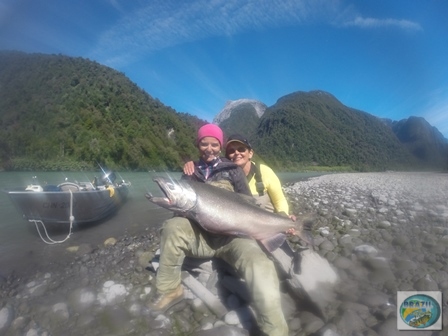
[213,100,267,141]
[215,90,447,170]
[381,116,447,166]
[213,99,267,124]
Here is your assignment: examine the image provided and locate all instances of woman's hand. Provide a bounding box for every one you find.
[183,161,195,175]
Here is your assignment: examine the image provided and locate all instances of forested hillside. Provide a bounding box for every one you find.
[388,116,447,167]
[1,52,446,172]
[214,90,447,171]
[0,51,205,171]
[254,91,424,171]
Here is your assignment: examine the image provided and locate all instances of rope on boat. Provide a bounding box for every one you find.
[30,190,75,244]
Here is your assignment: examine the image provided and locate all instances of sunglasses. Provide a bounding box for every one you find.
[227,146,248,154]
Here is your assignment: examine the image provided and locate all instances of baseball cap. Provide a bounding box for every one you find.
[226,134,252,149]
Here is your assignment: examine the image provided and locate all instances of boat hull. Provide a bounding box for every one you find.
[7,185,129,224]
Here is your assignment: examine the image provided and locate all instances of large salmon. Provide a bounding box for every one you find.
[145,176,313,252]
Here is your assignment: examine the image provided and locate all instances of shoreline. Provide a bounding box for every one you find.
[1,171,448,335]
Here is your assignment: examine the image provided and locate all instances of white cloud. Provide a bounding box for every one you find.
[90,0,339,66]
[91,0,422,68]
[342,16,422,31]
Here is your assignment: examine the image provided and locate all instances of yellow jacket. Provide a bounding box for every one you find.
[247,162,289,214]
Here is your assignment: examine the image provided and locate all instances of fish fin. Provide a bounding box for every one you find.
[259,233,287,253]
[290,217,315,248]
[302,217,314,231]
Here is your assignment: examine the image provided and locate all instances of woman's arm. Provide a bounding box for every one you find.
[261,165,290,214]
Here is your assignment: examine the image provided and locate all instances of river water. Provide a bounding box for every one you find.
[0,171,323,278]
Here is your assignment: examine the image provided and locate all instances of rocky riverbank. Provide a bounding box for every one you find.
[1,171,448,336]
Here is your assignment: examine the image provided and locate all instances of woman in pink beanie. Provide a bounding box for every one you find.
[195,123,224,165]
[149,123,289,336]
[196,123,224,147]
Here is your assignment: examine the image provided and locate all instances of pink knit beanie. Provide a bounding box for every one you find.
[197,124,224,146]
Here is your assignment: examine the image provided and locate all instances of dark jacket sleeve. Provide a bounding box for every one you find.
[230,166,252,196]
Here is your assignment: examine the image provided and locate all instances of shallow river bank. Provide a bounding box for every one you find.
[1,171,448,336]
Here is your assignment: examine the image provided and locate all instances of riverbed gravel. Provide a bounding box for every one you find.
[1,171,447,336]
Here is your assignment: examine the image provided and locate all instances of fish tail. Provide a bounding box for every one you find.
[259,233,287,253]
[302,218,313,232]
[295,217,314,247]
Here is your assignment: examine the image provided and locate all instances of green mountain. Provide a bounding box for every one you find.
[253,91,418,170]
[387,116,447,167]
[0,51,205,171]
[216,91,447,171]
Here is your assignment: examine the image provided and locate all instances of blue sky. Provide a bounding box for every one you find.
[1,0,447,138]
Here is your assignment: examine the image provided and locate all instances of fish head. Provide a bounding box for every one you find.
[145,176,197,213]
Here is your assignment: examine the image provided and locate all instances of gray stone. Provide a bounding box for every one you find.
[343,208,357,217]
[137,251,154,268]
[0,306,14,333]
[51,302,69,320]
[414,274,439,291]
[10,316,28,331]
[298,311,325,334]
[25,329,40,336]
[76,243,95,256]
[353,244,378,258]
[363,257,390,270]
[380,230,393,242]
[182,271,228,318]
[338,234,353,246]
[335,309,366,335]
[324,251,338,262]
[394,258,418,271]
[194,325,249,336]
[377,220,391,228]
[223,307,253,326]
[348,228,361,237]
[358,291,390,308]
[319,240,335,252]
[369,267,396,284]
[68,288,97,312]
[288,317,301,332]
[333,256,354,269]
[340,302,370,320]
